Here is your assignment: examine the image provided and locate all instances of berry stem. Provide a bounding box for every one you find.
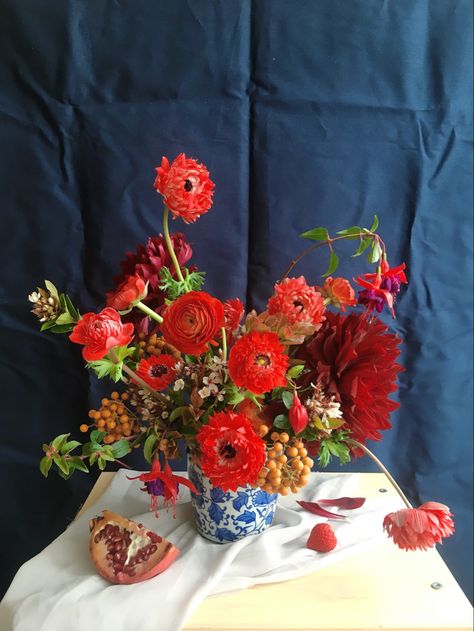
[163,206,185,283]
[346,439,412,509]
[135,300,163,324]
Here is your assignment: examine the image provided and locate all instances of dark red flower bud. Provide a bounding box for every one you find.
[289,390,309,434]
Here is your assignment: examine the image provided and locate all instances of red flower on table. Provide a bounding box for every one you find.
[160,291,224,356]
[267,276,326,326]
[318,277,357,311]
[106,274,147,311]
[136,355,179,391]
[128,459,198,516]
[69,308,134,362]
[228,330,289,395]
[383,502,455,551]
[298,312,403,446]
[154,153,214,223]
[356,261,407,317]
[196,410,266,491]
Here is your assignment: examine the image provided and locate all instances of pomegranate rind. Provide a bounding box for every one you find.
[89,510,180,584]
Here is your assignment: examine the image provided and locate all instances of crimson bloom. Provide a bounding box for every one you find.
[154,154,214,223]
[160,291,225,355]
[228,331,289,395]
[318,277,357,311]
[383,502,455,551]
[197,410,266,491]
[136,355,179,391]
[356,261,407,317]
[289,389,309,434]
[128,459,198,516]
[224,298,244,335]
[69,308,134,362]
[268,276,326,326]
[106,274,147,311]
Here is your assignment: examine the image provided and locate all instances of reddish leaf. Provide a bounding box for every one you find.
[297,501,346,521]
[317,497,366,510]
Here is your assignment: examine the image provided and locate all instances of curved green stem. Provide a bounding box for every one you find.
[136,300,163,324]
[221,327,227,362]
[163,206,185,283]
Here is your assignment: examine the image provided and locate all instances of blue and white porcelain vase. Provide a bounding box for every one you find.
[188,459,278,543]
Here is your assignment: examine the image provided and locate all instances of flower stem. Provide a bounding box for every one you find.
[163,206,185,283]
[347,439,412,508]
[221,327,227,362]
[136,300,163,324]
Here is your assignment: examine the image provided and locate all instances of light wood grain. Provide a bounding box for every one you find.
[77,473,473,631]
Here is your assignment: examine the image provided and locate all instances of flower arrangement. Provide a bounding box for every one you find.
[30,153,454,553]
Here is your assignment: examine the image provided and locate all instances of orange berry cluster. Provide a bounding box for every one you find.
[137,332,181,360]
[256,432,314,496]
[81,391,139,444]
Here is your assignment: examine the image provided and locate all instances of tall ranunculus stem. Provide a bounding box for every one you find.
[221,327,227,362]
[135,300,163,324]
[347,439,412,509]
[163,206,186,283]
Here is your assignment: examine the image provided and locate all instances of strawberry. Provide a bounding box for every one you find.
[307,523,337,552]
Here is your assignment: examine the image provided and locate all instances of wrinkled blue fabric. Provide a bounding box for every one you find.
[0,0,472,601]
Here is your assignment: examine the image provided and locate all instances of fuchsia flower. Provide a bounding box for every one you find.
[383,502,455,551]
[128,459,198,516]
[356,261,407,317]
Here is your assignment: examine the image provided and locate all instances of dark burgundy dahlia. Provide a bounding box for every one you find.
[299,312,403,445]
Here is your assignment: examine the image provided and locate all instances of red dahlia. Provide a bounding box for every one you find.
[196,411,266,491]
[267,276,326,326]
[154,154,214,223]
[298,312,403,445]
[136,355,179,391]
[228,331,289,395]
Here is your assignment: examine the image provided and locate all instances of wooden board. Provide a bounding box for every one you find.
[77,473,473,631]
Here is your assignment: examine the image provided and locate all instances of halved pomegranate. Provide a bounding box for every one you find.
[89,510,180,584]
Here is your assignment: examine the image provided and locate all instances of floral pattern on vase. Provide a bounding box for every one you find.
[188,460,278,543]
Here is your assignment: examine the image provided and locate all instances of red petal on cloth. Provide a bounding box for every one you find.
[297,500,347,520]
[317,497,366,509]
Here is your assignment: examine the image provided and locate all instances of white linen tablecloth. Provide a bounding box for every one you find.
[0,470,404,631]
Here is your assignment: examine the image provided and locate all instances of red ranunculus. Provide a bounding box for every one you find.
[268,276,326,326]
[136,354,179,391]
[106,274,147,311]
[160,291,224,355]
[383,502,455,551]
[69,308,134,362]
[318,277,357,311]
[197,410,266,491]
[228,331,289,395]
[154,154,214,223]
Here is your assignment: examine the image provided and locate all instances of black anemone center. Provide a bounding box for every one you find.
[150,365,168,377]
[293,300,304,311]
[220,444,237,459]
[184,179,193,192]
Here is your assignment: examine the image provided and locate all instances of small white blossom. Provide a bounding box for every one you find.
[198,386,211,398]
[173,379,185,391]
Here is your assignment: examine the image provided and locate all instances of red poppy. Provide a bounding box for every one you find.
[160,291,224,356]
[128,459,198,516]
[383,502,455,551]
[69,308,134,362]
[318,277,357,311]
[356,261,407,317]
[106,275,147,311]
[136,355,179,391]
[268,276,326,326]
[196,410,266,491]
[228,331,289,395]
[154,154,214,223]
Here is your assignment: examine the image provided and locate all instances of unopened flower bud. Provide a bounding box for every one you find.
[289,389,309,434]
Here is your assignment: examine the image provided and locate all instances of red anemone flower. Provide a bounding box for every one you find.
[136,355,179,391]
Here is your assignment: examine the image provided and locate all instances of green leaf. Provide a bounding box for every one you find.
[282,391,294,409]
[52,433,70,451]
[370,214,379,232]
[68,457,89,473]
[49,323,75,334]
[89,453,99,466]
[322,250,339,278]
[111,440,131,459]
[60,440,81,455]
[273,414,291,430]
[64,294,80,320]
[53,455,69,475]
[287,364,305,379]
[368,240,382,264]
[44,280,60,301]
[228,391,245,405]
[300,227,329,241]
[169,406,189,424]
[97,456,106,471]
[336,226,362,239]
[144,435,158,464]
[58,468,74,480]
[40,456,52,477]
[40,320,58,332]
[55,312,75,325]
[352,236,372,257]
[159,266,206,300]
[90,430,105,444]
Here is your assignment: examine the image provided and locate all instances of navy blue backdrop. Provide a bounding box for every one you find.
[0,0,472,602]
